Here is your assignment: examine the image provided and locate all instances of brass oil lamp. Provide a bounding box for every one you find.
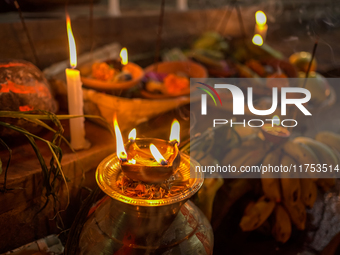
[78,119,214,254]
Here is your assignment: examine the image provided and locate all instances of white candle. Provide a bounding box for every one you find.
[66,15,90,150]
[254,11,268,41]
[177,0,188,11]
[108,0,121,16]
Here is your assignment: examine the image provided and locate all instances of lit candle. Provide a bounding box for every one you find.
[177,0,188,11]
[65,14,90,150]
[108,0,121,16]
[254,11,268,42]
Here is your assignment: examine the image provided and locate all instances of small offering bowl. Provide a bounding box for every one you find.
[121,138,180,183]
[261,124,291,144]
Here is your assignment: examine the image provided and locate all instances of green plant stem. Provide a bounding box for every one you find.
[0,138,12,191]
[0,110,115,218]
[0,111,115,137]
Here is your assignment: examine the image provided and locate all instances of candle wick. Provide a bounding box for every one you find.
[170,140,179,146]
[160,160,168,166]
[120,158,128,163]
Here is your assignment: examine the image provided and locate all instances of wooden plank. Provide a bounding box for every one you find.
[0,119,115,214]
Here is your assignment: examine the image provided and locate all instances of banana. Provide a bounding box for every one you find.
[315,131,340,152]
[244,201,255,215]
[234,126,258,139]
[192,32,226,50]
[232,144,270,178]
[241,137,265,148]
[225,128,241,149]
[228,152,254,177]
[222,138,264,165]
[261,148,282,202]
[189,48,224,67]
[283,140,319,179]
[222,147,249,166]
[280,154,301,205]
[239,196,275,231]
[242,144,270,167]
[283,200,306,230]
[293,137,338,166]
[272,205,292,243]
[196,177,224,221]
[317,178,336,192]
[314,145,338,191]
[330,147,340,163]
[310,181,318,208]
[300,178,317,208]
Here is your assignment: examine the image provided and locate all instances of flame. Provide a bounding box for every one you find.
[120,47,128,65]
[150,144,166,165]
[272,115,280,126]
[113,115,127,160]
[128,159,136,164]
[128,128,136,140]
[66,14,77,68]
[169,119,180,144]
[255,11,267,26]
[252,34,263,46]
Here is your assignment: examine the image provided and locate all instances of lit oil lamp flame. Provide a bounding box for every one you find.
[120,47,128,65]
[169,119,180,144]
[128,158,136,165]
[66,14,77,68]
[272,115,280,126]
[113,115,127,161]
[150,144,167,165]
[128,128,136,141]
[261,115,290,144]
[255,11,267,26]
[252,34,263,46]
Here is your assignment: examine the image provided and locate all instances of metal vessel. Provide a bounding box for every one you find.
[78,153,213,254]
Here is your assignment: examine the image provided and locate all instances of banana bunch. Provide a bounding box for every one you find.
[239,131,340,243]
[188,32,229,68]
[222,137,270,177]
[192,31,229,52]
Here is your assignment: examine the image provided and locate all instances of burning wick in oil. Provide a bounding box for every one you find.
[261,115,290,144]
[169,119,180,145]
[114,117,181,182]
[150,144,168,166]
[114,116,181,166]
[128,128,136,142]
[114,115,128,163]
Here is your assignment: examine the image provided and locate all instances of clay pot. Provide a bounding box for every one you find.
[0,59,57,137]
